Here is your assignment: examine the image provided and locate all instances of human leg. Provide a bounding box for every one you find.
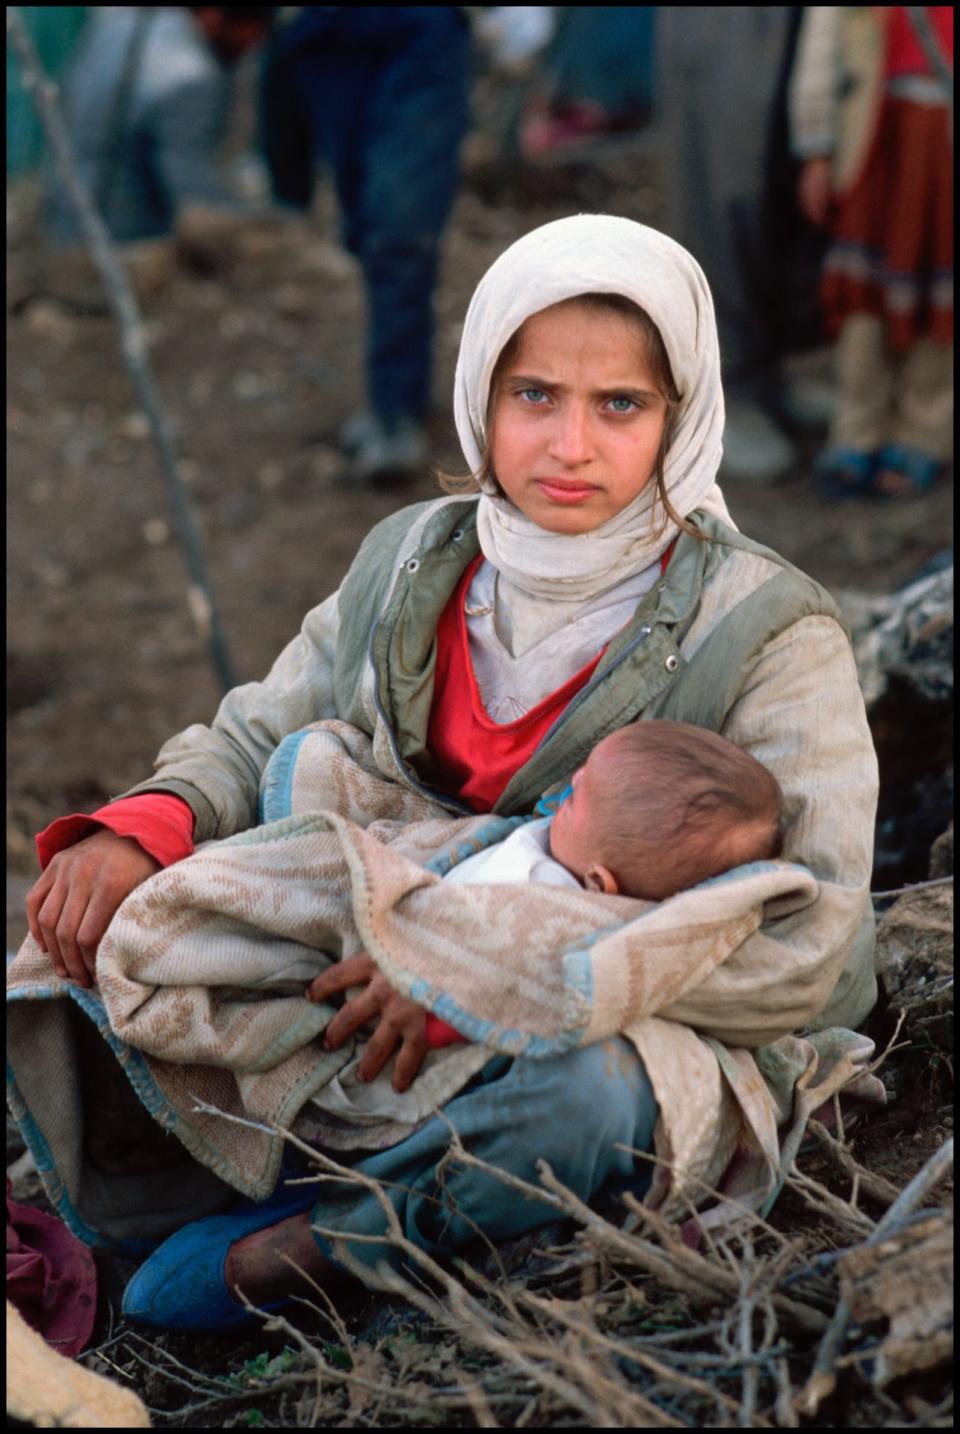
[873,336,953,496]
[122,1040,658,1328]
[356,8,470,431]
[817,314,893,497]
[305,1039,658,1282]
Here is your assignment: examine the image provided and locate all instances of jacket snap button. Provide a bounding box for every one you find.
[451,528,464,542]
[406,558,420,573]
[664,654,679,672]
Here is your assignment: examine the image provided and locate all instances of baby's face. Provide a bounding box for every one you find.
[548,741,613,882]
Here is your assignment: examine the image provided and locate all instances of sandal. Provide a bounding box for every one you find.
[871,443,941,499]
[815,447,878,501]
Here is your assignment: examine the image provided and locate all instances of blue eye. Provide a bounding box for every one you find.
[518,388,549,405]
[608,396,638,413]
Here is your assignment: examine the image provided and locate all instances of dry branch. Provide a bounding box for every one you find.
[796,1135,954,1417]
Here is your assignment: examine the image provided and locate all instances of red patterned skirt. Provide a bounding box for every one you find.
[821,93,953,350]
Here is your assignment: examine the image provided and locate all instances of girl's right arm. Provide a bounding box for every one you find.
[25,589,343,979]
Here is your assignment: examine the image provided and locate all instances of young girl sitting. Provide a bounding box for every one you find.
[20,215,879,1332]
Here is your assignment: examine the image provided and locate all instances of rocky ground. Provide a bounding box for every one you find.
[6,127,954,1428]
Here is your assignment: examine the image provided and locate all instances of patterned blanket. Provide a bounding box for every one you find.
[7,722,885,1248]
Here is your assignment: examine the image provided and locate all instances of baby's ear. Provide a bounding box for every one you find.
[584,863,618,895]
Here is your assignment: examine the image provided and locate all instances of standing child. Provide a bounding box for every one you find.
[19,215,878,1331]
[791,6,953,498]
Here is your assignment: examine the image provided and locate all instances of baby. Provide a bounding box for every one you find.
[425,718,784,1044]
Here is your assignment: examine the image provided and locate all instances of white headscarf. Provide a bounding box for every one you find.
[453,214,733,602]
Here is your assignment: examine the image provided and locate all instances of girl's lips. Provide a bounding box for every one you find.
[535,479,599,504]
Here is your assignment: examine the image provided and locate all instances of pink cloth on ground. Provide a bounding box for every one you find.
[6,1178,98,1358]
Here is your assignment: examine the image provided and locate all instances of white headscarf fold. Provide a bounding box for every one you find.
[453,214,733,602]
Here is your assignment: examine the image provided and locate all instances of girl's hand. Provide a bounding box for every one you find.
[25,829,161,988]
[797,156,833,228]
[306,952,428,1093]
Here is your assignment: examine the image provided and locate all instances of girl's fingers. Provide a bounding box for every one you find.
[324,988,380,1049]
[35,881,68,976]
[307,952,374,1002]
[52,884,93,987]
[76,890,120,976]
[356,1023,400,1084]
[391,1031,428,1093]
[25,869,55,951]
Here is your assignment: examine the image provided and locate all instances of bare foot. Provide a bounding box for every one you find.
[224,1209,347,1306]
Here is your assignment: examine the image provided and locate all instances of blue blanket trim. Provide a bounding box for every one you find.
[691,857,814,890]
[258,728,314,824]
[7,982,203,1255]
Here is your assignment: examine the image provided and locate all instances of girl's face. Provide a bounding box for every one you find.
[489,300,669,534]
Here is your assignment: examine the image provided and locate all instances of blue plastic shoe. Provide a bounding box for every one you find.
[815,446,878,500]
[873,443,941,498]
[122,1180,319,1332]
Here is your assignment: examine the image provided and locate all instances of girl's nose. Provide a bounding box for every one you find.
[546,403,594,465]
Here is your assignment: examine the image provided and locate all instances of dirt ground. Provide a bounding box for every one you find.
[5,131,954,1427]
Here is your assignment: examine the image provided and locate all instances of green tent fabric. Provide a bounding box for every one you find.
[7,7,88,176]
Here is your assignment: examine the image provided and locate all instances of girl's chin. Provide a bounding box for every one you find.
[532,508,608,534]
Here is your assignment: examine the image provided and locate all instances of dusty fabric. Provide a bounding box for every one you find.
[6,1299,151,1428]
[8,721,884,1244]
[454,213,735,600]
[6,1179,97,1359]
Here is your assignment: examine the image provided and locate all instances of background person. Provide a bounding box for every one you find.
[46,6,271,252]
[791,5,954,499]
[259,6,472,485]
[658,6,831,483]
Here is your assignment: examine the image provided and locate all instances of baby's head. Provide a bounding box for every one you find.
[548,721,784,900]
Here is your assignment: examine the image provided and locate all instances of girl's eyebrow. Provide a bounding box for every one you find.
[506,373,659,401]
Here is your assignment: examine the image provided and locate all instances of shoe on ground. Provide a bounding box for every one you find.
[814,446,878,500]
[121,1181,317,1332]
[720,401,797,483]
[349,415,429,485]
[873,442,942,498]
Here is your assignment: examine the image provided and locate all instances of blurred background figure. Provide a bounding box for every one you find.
[792,6,953,501]
[518,7,656,159]
[659,7,831,484]
[46,7,271,264]
[259,6,471,486]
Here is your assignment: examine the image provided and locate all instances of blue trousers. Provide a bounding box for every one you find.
[277,7,470,426]
[299,1038,658,1280]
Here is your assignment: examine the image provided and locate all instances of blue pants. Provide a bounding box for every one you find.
[276,7,470,426]
[301,1039,658,1280]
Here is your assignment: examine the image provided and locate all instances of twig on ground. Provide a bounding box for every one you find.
[519,1288,754,1425]
[806,1119,901,1207]
[783,1169,877,1243]
[796,1135,954,1418]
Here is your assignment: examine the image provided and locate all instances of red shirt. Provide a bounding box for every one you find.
[886,6,953,79]
[36,792,195,871]
[426,554,606,813]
